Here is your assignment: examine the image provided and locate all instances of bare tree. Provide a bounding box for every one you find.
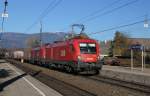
[26,36,40,48]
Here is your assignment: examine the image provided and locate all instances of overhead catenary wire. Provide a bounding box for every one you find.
[88,18,150,35]
[75,0,121,23]
[24,0,63,33]
[61,0,138,31]
[81,0,139,23]
[61,0,121,31]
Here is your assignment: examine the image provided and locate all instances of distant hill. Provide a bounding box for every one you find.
[0,32,66,48]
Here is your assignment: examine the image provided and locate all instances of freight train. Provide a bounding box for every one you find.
[10,25,103,74]
[30,33,102,74]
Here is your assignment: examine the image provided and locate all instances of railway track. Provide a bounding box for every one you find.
[87,75,150,94]
[7,59,150,96]
[6,59,96,96]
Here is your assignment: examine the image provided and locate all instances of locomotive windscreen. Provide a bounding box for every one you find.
[79,43,96,54]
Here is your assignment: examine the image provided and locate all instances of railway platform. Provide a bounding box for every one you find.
[0,59,62,96]
[101,65,150,86]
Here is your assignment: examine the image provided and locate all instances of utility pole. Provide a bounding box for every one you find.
[1,0,8,40]
[144,14,149,69]
[40,21,43,47]
[144,14,148,28]
[0,0,8,57]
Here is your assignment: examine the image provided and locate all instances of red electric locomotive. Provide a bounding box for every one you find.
[31,24,102,74]
[31,45,46,65]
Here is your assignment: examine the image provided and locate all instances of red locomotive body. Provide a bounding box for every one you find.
[30,24,102,74]
[31,36,102,74]
[31,46,46,64]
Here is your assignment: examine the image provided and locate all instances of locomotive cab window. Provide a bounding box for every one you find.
[79,43,96,54]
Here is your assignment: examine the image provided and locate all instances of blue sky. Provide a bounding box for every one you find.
[0,0,150,41]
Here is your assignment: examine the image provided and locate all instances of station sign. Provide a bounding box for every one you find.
[2,13,8,18]
[130,44,144,51]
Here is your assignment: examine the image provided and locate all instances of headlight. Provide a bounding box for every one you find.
[78,56,81,60]
[97,56,100,60]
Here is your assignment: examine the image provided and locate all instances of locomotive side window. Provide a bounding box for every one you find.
[60,50,66,56]
[79,43,96,54]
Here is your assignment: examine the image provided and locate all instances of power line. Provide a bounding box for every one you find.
[88,18,150,35]
[36,0,57,22]
[75,0,121,23]
[40,0,63,20]
[61,0,138,31]
[24,0,62,32]
[61,0,121,31]
[81,0,139,23]
[24,0,56,32]
[24,0,62,33]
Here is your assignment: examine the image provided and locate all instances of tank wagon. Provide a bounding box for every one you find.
[13,51,24,60]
